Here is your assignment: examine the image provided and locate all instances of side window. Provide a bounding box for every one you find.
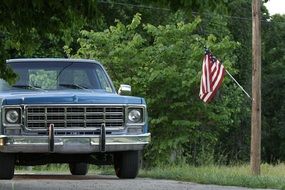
[95,67,112,92]
[29,70,57,89]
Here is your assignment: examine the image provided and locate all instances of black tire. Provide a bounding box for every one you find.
[114,151,140,179]
[69,163,88,175]
[0,153,15,180]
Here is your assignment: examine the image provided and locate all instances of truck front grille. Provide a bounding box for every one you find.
[25,105,124,131]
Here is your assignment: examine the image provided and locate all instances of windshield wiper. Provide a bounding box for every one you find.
[56,62,74,80]
[59,83,89,90]
[12,84,45,91]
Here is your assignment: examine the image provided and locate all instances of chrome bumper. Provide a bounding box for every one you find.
[0,133,151,153]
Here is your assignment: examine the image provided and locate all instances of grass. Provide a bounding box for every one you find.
[16,164,285,189]
[16,164,114,175]
[139,164,285,189]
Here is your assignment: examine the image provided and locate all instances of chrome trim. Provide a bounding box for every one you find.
[1,104,147,135]
[118,84,131,95]
[48,124,55,152]
[23,104,126,132]
[0,133,151,153]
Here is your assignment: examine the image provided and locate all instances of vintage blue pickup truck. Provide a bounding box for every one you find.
[0,58,150,179]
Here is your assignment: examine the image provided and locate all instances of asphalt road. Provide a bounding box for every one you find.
[0,174,276,190]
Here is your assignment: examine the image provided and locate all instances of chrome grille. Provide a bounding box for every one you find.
[25,105,124,131]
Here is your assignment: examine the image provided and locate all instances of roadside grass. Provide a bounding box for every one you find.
[16,164,114,175]
[139,164,285,189]
[16,164,285,189]
[16,164,71,174]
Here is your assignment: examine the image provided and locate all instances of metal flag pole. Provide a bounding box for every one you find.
[225,69,252,100]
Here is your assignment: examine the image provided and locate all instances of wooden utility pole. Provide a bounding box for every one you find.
[251,0,262,175]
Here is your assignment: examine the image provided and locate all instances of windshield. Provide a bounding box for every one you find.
[0,60,114,92]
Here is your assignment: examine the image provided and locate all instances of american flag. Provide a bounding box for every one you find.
[199,51,226,103]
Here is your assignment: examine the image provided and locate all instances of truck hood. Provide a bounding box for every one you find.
[0,90,143,105]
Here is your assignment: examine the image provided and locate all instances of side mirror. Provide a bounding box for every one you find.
[118,84,131,95]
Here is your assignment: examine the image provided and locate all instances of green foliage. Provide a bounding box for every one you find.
[0,0,99,82]
[262,14,285,163]
[68,13,243,166]
[144,0,229,13]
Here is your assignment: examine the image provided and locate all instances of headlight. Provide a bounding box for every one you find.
[128,109,142,123]
[5,109,20,124]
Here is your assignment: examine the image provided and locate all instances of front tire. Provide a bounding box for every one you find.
[69,163,88,175]
[0,153,15,180]
[114,151,140,179]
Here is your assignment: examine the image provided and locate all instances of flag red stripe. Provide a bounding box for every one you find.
[199,52,225,103]
[204,69,225,102]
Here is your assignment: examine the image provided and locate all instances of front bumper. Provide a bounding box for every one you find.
[0,133,151,153]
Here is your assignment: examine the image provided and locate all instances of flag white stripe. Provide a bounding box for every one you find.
[212,65,224,90]
[211,61,219,81]
[203,91,213,102]
[199,52,225,103]
[205,57,211,92]
[201,74,206,95]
